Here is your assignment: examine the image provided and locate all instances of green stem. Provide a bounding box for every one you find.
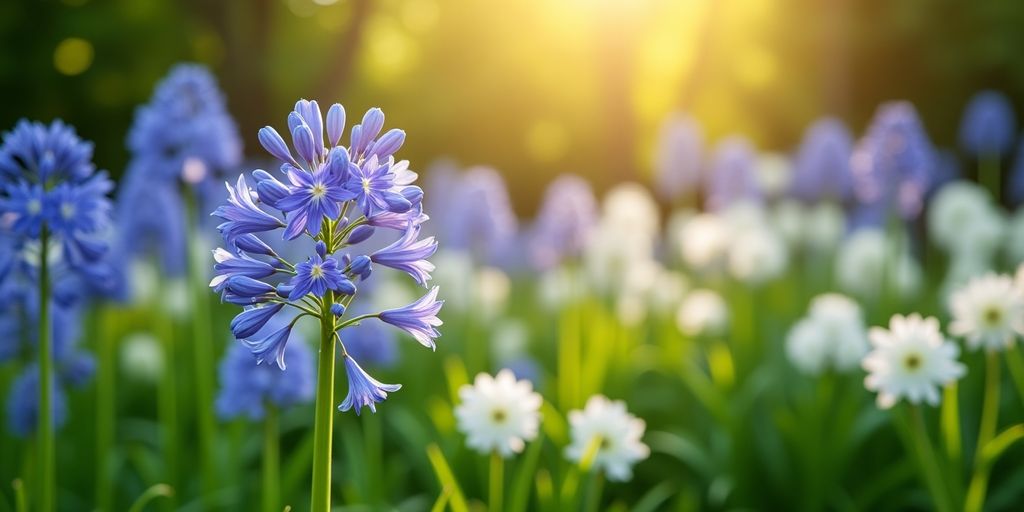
[37,225,55,512]
[126,484,173,512]
[965,351,1001,512]
[185,193,218,501]
[13,479,26,512]
[489,452,503,512]
[980,155,1001,204]
[583,472,604,512]
[311,293,336,512]
[1004,345,1024,409]
[263,405,280,512]
[904,406,954,512]
[96,307,115,512]
[156,305,178,508]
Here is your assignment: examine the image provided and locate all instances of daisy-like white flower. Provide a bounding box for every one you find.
[565,395,649,482]
[949,273,1024,351]
[785,294,868,375]
[454,369,542,458]
[862,314,966,409]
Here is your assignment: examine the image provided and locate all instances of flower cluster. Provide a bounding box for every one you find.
[0,119,108,435]
[216,328,314,421]
[211,100,442,414]
[117,64,242,278]
[786,294,868,375]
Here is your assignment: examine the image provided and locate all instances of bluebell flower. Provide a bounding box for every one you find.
[654,114,704,201]
[216,337,314,421]
[345,155,412,216]
[288,251,353,300]
[115,159,188,276]
[338,354,401,415]
[6,366,67,438]
[1009,138,1024,205]
[370,227,437,286]
[704,136,759,211]
[378,286,443,349]
[213,100,441,412]
[433,166,518,265]
[127,64,241,183]
[791,118,855,203]
[0,119,114,291]
[276,150,356,239]
[528,174,597,270]
[213,175,285,245]
[210,247,277,292]
[851,101,936,221]
[959,90,1016,157]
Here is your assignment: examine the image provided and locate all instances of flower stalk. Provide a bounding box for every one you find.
[37,225,54,512]
[311,291,337,512]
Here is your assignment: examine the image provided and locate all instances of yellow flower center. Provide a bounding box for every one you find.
[61,202,75,219]
[310,264,324,279]
[903,353,922,372]
[362,177,371,193]
[27,199,42,215]
[311,183,327,199]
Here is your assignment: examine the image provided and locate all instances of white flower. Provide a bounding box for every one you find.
[678,213,730,272]
[949,273,1024,351]
[455,370,543,458]
[565,395,649,482]
[474,266,511,320]
[727,226,788,285]
[862,314,966,409]
[772,200,806,248]
[600,182,660,238]
[785,294,868,375]
[676,289,728,337]
[836,229,921,299]
[928,181,1005,258]
[120,333,164,383]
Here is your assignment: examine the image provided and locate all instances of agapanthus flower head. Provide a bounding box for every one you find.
[654,114,704,201]
[791,118,855,203]
[1008,137,1024,206]
[704,136,759,211]
[433,166,518,266]
[127,64,241,182]
[528,174,597,270]
[565,395,649,482]
[862,314,965,409]
[959,90,1016,157]
[213,100,440,414]
[949,273,1024,351]
[216,334,314,421]
[115,160,188,276]
[455,369,542,458]
[851,101,936,220]
[0,119,115,298]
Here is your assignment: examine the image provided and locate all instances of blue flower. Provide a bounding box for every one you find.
[0,181,45,237]
[345,156,411,216]
[378,286,443,349]
[959,90,1016,157]
[127,64,241,183]
[431,166,518,265]
[241,320,295,370]
[339,354,400,415]
[370,227,437,286]
[0,119,114,297]
[214,100,441,410]
[704,136,759,211]
[115,159,188,276]
[654,114,704,201]
[213,175,285,245]
[288,250,353,300]
[6,366,67,438]
[851,101,936,221]
[791,118,855,203]
[276,151,355,239]
[216,337,314,421]
[527,174,597,270]
[210,248,277,292]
